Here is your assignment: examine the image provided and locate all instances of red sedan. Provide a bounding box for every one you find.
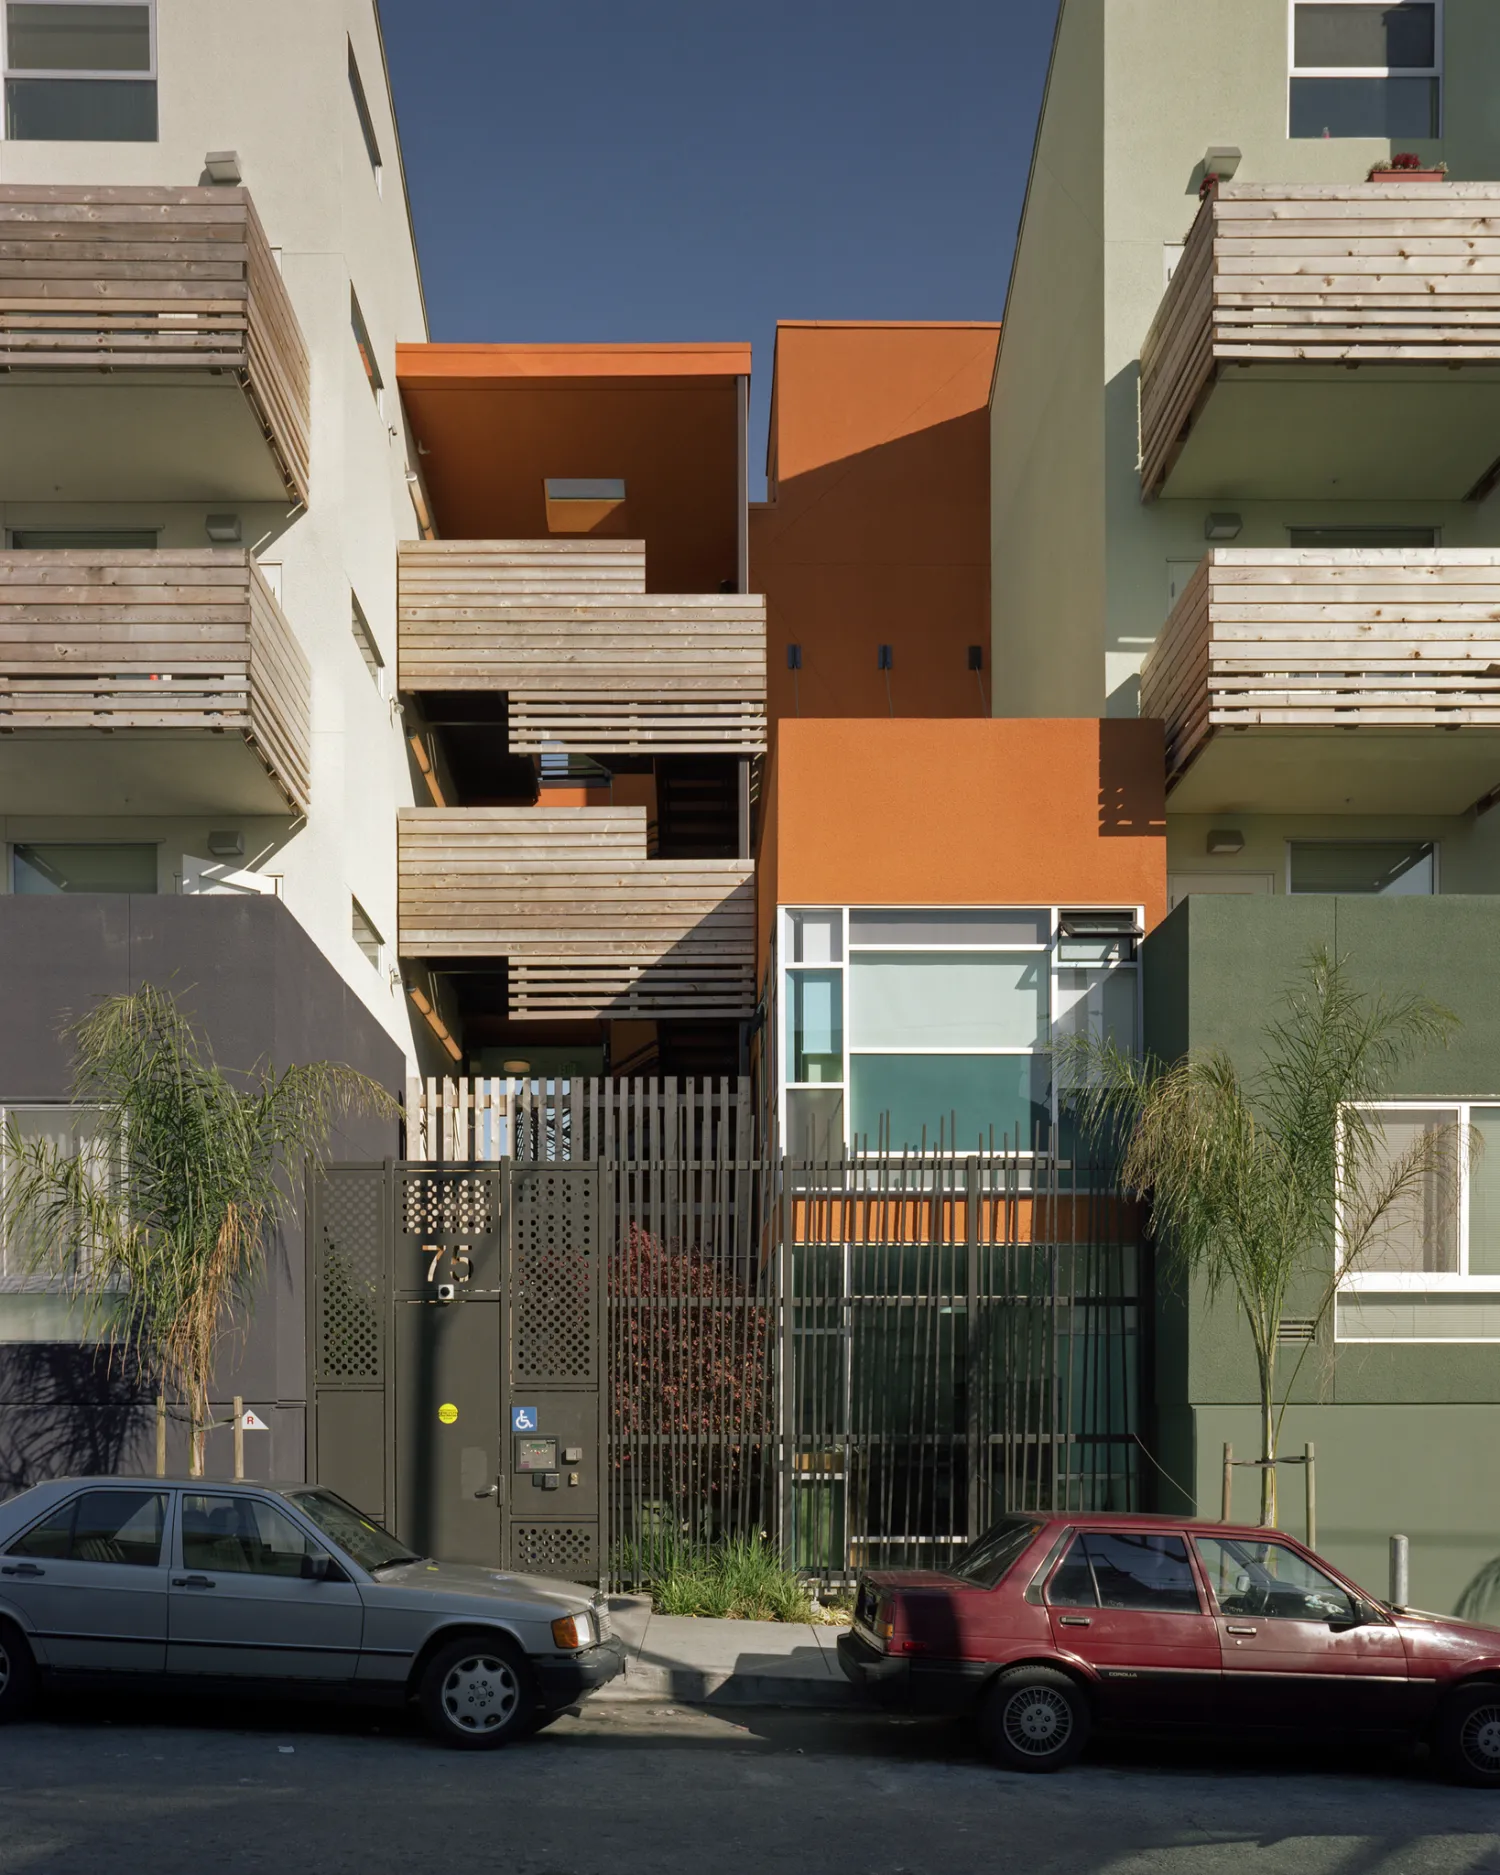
[836,1512,1500,1783]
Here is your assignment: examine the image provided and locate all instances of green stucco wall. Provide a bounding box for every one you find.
[1142,893,1500,1615]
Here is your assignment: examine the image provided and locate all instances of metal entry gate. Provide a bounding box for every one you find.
[309,1162,604,1583]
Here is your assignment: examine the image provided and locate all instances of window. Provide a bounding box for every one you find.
[351,589,385,694]
[181,1494,321,1578]
[286,1488,419,1572]
[950,1518,1044,1590]
[1046,1531,1202,1614]
[780,906,1140,1157]
[1288,840,1434,895]
[0,1105,111,1342]
[3,1,157,141]
[12,842,156,893]
[347,39,382,191]
[7,1488,165,1565]
[1289,2,1441,139]
[1338,1101,1500,1340]
[1195,1534,1358,1623]
[1287,526,1439,550]
[350,288,382,404]
[8,527,157,549]
[352,897,382,970]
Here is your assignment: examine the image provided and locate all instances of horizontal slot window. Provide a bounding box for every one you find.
[1337,1294,1500,1341]
[1294,3,1435,67]
[7,2,151,69]
[850,952,1046,1051]
[849,907,1049,947]
[12,842,156,894]
[1290,74,1439,136]
[1289,841,1434,896]
[9,527,157,549]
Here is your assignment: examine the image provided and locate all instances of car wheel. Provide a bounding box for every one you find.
[1435,1684,1500,1787]
[0,1619,37,1724]
[418,1636,537,1751]
[980,1666,1090,1773]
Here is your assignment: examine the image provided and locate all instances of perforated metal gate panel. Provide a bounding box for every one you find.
[309,1163,603,1585]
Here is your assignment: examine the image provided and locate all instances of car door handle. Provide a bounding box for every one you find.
[1225,1624,1257,1636]
[1057,1615,1092,1627]
[172,1575,216,1589]
[1,1563,43,1578]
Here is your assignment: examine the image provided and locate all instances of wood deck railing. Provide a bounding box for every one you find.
[0,548,312,813]
[1140,183,1500,499]
[406,1073,754,1162]
[397,807,756,1018]
[0,185,311,504]
[398,540,766,754]
[1140,548,1500,791]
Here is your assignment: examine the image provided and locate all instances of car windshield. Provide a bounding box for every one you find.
[284,1489,421,1572]
[949,1517,1045,1588]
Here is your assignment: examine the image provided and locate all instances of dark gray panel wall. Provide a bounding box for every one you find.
[0,895,403,1493]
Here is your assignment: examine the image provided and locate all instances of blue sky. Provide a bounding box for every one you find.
[377,0,1058,492]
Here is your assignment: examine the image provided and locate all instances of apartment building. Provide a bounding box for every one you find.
[0,0,425,1480]
[991,0,1500,1612]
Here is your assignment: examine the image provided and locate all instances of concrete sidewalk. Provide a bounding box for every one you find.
[595,1595,860,1708]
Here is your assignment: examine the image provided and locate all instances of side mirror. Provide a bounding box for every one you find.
[301,1550,333,1582]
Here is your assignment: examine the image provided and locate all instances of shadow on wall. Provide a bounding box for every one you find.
[1098,718,1166,839]
[0,1343,154,1494]
[753,409,994,723]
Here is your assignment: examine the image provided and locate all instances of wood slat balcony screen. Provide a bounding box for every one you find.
[0,185,311,504]
[0,548,312,813]
[1140,549,1500,790]
[398,540,767,754]
[398,807,755,1018]
[406,1074,753,1164]
[1140,183,1500,500]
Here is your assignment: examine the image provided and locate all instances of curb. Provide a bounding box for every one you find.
[595,1664,860,1710]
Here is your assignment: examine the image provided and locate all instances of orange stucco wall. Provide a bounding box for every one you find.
[749,321,1000,724]
[757,718,1167,976]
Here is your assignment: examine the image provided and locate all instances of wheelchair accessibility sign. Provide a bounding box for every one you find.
[511,1406,539,1432]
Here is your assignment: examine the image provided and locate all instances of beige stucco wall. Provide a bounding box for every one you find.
[993,0,1500,885]
[0,0,428,1066]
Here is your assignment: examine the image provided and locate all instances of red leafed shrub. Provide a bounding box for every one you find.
[611,1221,772,1542]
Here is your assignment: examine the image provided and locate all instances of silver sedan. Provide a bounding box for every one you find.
[0,1477,625,1748]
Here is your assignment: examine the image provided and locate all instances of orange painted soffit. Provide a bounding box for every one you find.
[396,341,752,391]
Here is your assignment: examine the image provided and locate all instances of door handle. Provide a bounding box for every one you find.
[474,1484,498,1499]
[172,1575,216,1589]
[1057,1615,1092,1627]
[1225,1624,1257,1636]
[1,1563,43,1577]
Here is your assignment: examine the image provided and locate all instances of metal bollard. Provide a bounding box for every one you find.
[1390,1533,1410,1609]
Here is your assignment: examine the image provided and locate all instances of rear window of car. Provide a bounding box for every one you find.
[949,1517,1045,1589]
[6,1488,166,1567]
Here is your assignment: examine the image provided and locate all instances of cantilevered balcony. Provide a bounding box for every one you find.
[0,186,310,504]
[398,540,767,754]
[1140,549,1500,814]
[1140,183,1500,502]
[0,549,311,815]
[397,807,755,1018]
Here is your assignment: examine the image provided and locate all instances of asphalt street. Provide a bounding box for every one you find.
[2,1693,1499,1875]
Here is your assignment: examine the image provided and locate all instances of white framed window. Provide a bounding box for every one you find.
[776,905,1142,1159]
[0,1104,108,1342]
[1338,1100,1500,1342]
[3,0,157,142]
[347,38,383,193]
[1289,1,1441,139]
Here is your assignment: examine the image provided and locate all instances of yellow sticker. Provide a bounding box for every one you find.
[438,1402,458,1425]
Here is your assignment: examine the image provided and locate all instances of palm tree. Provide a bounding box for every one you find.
[1,985,395,1474]
[1057,948,1460,1526]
